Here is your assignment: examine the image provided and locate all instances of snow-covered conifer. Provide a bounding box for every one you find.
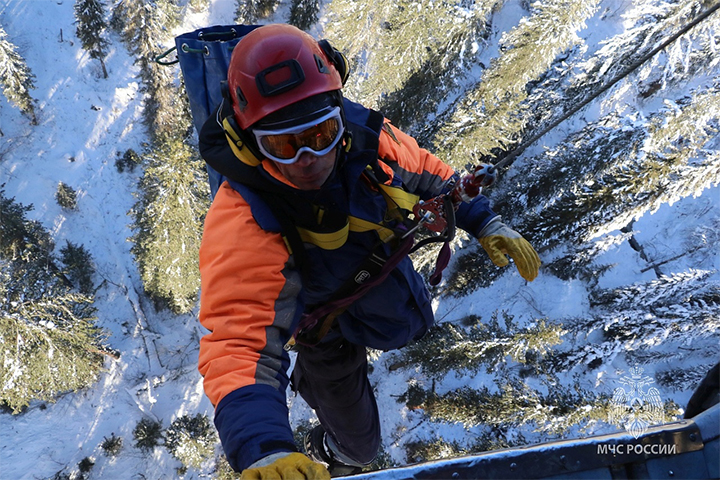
[576,0,720,94]
[0,192,106,414]
[59,241,96,295]
[165,414,216,470]
[55,182,78,210]
[114,0,182,140]
[288,0,319,31]
[74,0,110,78]
[434,0,601,168]
[398,312,564,378]
[115,0,208,314]
[401,377,615,436]
[0,25,37,123]
[133,417,163,452]
[234,0,279,23]
[557,269,719,372]
[130,138,209,314]
[326,0,496,136]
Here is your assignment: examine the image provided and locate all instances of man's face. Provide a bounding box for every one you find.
[273,148,337,190]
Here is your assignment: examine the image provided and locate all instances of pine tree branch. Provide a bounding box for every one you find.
[640,247,701,273]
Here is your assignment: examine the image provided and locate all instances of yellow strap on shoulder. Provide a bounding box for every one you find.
[296,215,398,249]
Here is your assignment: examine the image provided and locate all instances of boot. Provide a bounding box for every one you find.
[304,425,364,477]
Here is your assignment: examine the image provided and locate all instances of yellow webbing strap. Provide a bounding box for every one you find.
[281,236,294,255]
[348,216,395,243]
[292,184,419,250]
[377,183,419,213]
[295,214,400,249]
[281,172,422,251]
[284,181,420,350]
[297,220,350,250]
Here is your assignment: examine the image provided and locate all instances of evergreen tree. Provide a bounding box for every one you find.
[100,434,124,457]
[0,190,53,262]
[325,0,498,135]
[432,0,601,168]
[74,0,110,78]
[0,191,106,413]
[0,25,37,124]
[400,377,621,436]
[405,431,525,464]
[116,0,209,313]
[55,182,79,210]
[165,414,216,470]
[115,0,184,141]
[133,417,164,452]
[235,0,279,23]
[557,269,720,371]
[491,82,720,253]
[288,0,319,32]
[130,138,209,314]
[575,0,720,94]
[398,312,563,378]
[0,279,104,413]
[59,241,96,295]
[445,77,719,292]
[115,148,141,173]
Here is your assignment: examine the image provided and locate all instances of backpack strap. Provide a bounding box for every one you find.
[227,180,310,273]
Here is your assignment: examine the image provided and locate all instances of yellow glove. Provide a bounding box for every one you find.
[240,452,330,480]
[478,217,540,282]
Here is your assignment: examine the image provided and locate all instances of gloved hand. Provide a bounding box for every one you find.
[240,452,330,480]
[478,217,540,282]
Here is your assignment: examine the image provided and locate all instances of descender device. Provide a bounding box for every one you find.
[412,163,497,235]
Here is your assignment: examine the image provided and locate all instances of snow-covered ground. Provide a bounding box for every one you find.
[1,0,718,479]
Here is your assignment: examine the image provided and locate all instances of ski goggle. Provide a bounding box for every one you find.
[252,107,345,164]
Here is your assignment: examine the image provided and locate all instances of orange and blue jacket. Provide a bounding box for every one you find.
[198,99,496,471]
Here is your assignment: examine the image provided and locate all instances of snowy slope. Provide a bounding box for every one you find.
[1,0,718,479]
[0,1,220,478]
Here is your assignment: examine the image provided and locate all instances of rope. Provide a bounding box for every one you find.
[155,46,179,65]
[494,1,720,170]
[155,28,240,65]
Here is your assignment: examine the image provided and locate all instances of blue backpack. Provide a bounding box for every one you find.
[169,24,262,197]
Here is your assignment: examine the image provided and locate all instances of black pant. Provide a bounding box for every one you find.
[291,329,381,465]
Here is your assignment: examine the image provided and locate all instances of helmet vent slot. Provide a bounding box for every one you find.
[255,59,305,97]
[314,54,329,74]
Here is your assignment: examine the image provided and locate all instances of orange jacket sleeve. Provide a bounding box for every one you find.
[198,181,302,406]
[377,120,456,198]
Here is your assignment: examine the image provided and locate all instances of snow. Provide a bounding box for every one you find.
[1,0,718,479]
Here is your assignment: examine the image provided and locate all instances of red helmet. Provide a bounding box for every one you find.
[227,24,344,130]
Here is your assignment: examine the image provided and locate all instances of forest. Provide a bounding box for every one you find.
[0,0,718,478]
